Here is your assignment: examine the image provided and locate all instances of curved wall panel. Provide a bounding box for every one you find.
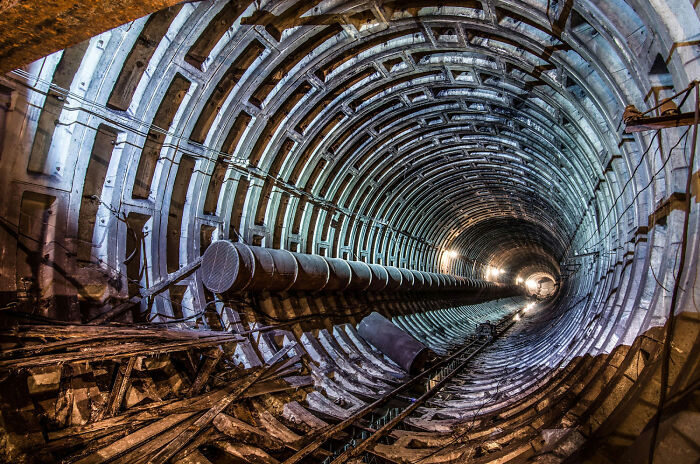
[0,0,698,461]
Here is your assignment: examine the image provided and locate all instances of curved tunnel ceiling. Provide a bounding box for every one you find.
[0,0,699,461]
[8,0,655,280]
[18,0,688,318]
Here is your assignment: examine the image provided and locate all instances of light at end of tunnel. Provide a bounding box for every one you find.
[525,279,537,290]
[486,267,506,279]
[445,250,458,259]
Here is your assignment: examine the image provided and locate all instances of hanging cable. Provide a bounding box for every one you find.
[648,81,699,464]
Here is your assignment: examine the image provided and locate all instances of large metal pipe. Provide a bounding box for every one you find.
[385,266,403,291]
[201,240,519,296]
[291,252,330,291]
[367,264,389,291]
[324,257,352,291]
[357,312,431,374]
[247,247,298,292]
[346,261,373,291]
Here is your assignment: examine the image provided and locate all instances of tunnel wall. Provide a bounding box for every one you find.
[0,0,698,461]
[0,0,696,324]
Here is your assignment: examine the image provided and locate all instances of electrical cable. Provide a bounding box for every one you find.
[567,83,697,256]
[577,126,690,253]
[647,81,699,464]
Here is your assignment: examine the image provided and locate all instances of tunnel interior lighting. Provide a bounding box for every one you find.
[486,267,505,279]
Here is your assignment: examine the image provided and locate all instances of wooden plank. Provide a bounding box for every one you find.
[141,257,202,298]
[114,415,201,464]
[169,429,222,464]
[243,377,313,398]
[2,326,243,363]
[212,441,280,464]
[53,363,74,428]
[258,410,302,444]
[188,348,223,396]
[261,350,302,380]
[0,336,242,369]
[213,412,285,451]
[87,257,201,324]
[12,325,236,340]
[105,357,137,418]
[74,413,194,464]
[282,401,330,431]
[148,344,295,464]
[44,423,131,452]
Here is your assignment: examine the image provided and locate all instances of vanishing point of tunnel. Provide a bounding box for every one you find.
[0,0,698,463]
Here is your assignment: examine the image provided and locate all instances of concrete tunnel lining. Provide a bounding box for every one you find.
[0,0,698,462]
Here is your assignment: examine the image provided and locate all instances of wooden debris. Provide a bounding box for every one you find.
[0,326,243,369]
[74,412,194,464]
[258,410,302,444]
[2,316,313,464]
[53,363,74,428]
[148,344,295,464]
[212,440,281,464]
[188,348,222,396]
[101,357,137,419]
[283,401,330,431]
[213,412,285,451]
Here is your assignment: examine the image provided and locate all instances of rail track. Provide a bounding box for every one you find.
[283,305,529,464]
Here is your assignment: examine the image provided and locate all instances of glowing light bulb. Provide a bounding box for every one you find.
[514,314,521,321]
[516,277,523,284]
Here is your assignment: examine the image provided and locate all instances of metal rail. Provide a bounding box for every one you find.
[283,312,519,464]
[328,316,516,463]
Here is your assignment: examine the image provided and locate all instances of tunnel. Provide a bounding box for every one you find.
[0,0,698,463]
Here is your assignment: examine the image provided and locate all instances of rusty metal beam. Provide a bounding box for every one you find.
[0,0,182,74]
[624,112,698,132]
